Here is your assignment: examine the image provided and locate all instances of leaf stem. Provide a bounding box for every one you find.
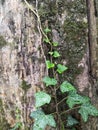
[50,111,57,115]
[57,97,68,106]
[60,106,81,116]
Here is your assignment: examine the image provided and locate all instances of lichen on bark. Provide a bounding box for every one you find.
[0,35,7,48]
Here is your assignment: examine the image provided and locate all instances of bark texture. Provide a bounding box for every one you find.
[0,0,46,129]
[0,0,98,130]
[81,0,98,129]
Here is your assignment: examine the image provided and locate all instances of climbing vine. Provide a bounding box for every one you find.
[30,27,98,130]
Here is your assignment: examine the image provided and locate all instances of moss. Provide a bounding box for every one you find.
[0,35,7,48]
[53,0,87,84]
[0,99,10,130]
[37,0,87,84]
[21,80,31,92]
[38,1,58,23]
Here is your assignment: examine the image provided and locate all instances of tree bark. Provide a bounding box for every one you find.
[86,0,98,78]
[0,0,98,130]
[0,0,46,129]
[81,0,98,129]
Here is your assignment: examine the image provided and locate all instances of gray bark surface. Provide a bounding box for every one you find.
[0,0,46,128]
[0,0,98,130]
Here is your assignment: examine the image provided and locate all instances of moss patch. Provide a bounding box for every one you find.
[21,80,31,92]
[0,36,7,48]
[0,99,10,130]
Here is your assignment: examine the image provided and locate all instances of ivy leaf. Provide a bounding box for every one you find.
[66,92,90,108]
[31,110,47,130]
[71,128,76,130]
[30,109,56,130]
[78,105,88,122]
[53,51,60,58]
[60,81,76,93]
[43,38,50,43]
[79,103,98,122]
[48,51,53,55]
[67,115,79,127]
[52,42,58,46]
[46,60,55,69]
[30,109,45,119]
[43,76,57,86]
[46,115,56,127]
[33,124,43,130]
[10,122,22,130]
[44,28,51,33]
[57,64,68,74]
[35,91,51,107]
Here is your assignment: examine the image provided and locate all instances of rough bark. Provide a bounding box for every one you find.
[0,0,98,130]
[86,0,98,78]
[81,0,98,129]
[0,0,46,129]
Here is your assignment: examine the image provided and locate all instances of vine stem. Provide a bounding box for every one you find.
[24,0,49,75]
[57,97,68,106]
[54,90,61,129]
[53,68,61,129]
[50,105,81,116]
[24,0,51,44]
[60,106,81,116]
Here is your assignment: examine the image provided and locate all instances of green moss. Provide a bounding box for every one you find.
[0,36,7,48]
[0,99,10,130]
[38,1,58,22]
[21,80,31,92]
[38,0,87,83]
[60,0,87,82]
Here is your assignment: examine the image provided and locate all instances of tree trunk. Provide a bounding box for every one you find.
[81,0,98,129]
[0,0,98,130]
[0,0,46,129]
[86,0,98,78]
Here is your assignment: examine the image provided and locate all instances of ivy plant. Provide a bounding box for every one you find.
[30,28,98,130]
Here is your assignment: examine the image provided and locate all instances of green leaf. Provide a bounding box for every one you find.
[33,114,47,130]
[60,81,76,93]
[43,76,57,86]
[44,28,51,33]
[66,92,90,108]
[71,128,76,130]
[30,110,45,130]
[46,115,56,127]
[79,103,98,122]
[67,115,79,127]
[30,109,45,119]
[35,91,51,107]
[46,60,55,69]
[78,105,88,122]
[53,51,60,58]
[43,38,50,43]
[57,64,68,74]
[52,42,58,46]
[48,51,53,55]
[33,124,43,130]
[30,110,56,130]
[10,122,22,130]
